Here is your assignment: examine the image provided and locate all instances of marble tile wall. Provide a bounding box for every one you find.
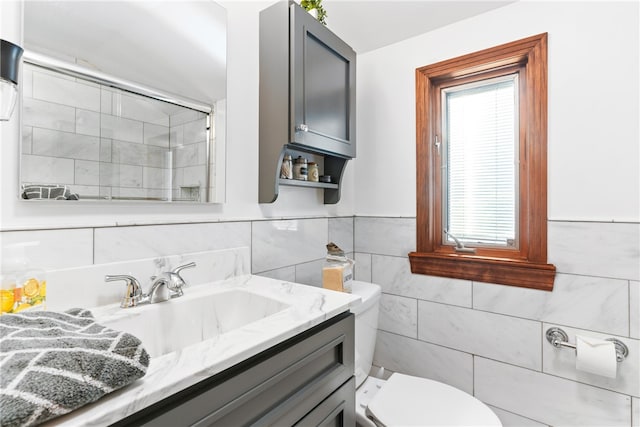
[0,216,354,308]
[355,216,640,427]
[2,215,638,426]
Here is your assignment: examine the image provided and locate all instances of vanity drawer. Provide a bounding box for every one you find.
[113,311,354,427]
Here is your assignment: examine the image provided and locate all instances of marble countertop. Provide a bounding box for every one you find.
[46,275,360,426]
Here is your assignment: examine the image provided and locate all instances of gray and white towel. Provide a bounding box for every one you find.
[0,309,150,427]
[21,185,79,200]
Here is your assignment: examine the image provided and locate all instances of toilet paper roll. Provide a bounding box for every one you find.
[575,335,617,378]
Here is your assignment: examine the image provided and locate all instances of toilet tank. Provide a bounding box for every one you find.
[350,281,382,388]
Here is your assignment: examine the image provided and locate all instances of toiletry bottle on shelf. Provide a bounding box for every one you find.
[308,162,319,182]
[293,156,308,180]
[280,154,293,179]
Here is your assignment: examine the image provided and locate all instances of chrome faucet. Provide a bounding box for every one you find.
[147,262,196,303]
[105,262,196,308]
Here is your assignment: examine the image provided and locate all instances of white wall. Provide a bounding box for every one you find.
[354,2,639,426]
[0,0,355,232]
[355,0,639,222]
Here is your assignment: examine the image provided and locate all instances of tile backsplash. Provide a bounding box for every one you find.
[1,215,638,426]
[356,216,639,427]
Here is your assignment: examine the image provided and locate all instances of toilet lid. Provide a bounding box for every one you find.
[367,373,502,426]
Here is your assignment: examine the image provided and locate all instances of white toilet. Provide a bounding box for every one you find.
[350,281,502,427]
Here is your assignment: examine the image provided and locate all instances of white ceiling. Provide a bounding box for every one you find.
[322,0,515,53]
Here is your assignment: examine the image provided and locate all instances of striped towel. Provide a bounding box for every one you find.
[0,309,149,427]
[21,185,79,200]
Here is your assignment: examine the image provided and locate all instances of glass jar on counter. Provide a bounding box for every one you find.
[308,162,319,182]
[293,156,308,180]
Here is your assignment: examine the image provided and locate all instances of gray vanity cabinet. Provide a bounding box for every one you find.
[259,1,356,204]
[112,312,355,427]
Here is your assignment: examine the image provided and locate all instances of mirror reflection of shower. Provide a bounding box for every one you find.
[21,0,227,203]
[21,57,211,202]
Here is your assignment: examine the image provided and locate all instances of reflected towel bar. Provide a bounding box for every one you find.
[545,327,629,362]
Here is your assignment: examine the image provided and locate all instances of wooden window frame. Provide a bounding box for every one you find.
[409,33,556,291]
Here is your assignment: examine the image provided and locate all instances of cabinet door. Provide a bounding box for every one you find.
[290,3,356,159]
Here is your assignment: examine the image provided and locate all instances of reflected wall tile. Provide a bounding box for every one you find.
[354,217,415,256]
[252,218,328,273]
[32,128,100,161]
[33,71,100,111]
[22,155,74,184]
[100,114,144,144]
[0,228,94,270]
[144,123,170,148]
[295,258,324,287]
[143,167,169,190]
[23,98,75,132]
[183,118,207,144]
[76,109,100,137]
[328,217,354,253]
[173,143,206,168]
[22,126,33,154]
[475,357,631,426]
[631,281,639,339]
[487,406,549,427]
[473,274,629,336]
[373,330,473,394]
[257,266,296,282]
[354,253,372,282]
[94,222,251,263]
[549,221,640,280]
[372,254,471,307]
[99,163,142,188]
[379,293,417,338]
[111,140,167,168]
[418,300,541,370]
[178,165,207,188]
[72,185,99,198]
[542,323,639,397]
[100,139,112,162]
[75,160,100,186]
[101,89,112,114]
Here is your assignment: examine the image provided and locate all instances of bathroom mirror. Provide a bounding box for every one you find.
[20,1,226,203]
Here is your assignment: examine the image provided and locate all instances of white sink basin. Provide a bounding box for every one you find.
[94,287,290,357]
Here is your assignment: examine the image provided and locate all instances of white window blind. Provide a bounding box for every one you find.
[442,74,518,248]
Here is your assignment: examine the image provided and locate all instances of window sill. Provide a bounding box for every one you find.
[408,252,556,291]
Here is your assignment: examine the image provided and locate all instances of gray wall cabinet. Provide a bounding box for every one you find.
[112,312,355,427]
[259,1,357,204]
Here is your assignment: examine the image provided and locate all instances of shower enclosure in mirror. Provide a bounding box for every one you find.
[22,55,211,202]
[20,1,227,203]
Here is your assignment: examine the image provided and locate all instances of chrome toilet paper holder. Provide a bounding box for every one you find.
[546,327,629,362]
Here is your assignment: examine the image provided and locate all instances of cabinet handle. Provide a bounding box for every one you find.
[295,124,350,145]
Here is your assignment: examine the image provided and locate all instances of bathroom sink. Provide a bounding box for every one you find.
[94,287,290,357]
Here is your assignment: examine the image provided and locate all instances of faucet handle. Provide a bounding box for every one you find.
[105,274,143,308]
[172,262,196,275]
[167,262,196,296]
